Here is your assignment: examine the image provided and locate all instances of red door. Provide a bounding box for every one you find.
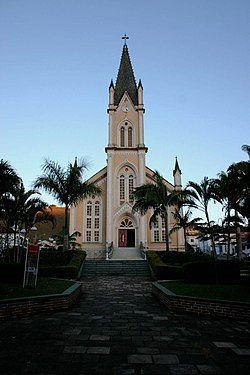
[119,229,127,247]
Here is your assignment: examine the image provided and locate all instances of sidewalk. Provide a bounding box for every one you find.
[0,276,250,374]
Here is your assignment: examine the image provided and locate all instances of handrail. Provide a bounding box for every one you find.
[106,241,114,260]
[139,241,146,260]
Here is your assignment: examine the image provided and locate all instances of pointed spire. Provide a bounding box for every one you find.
[109,79,114,89]
[74,157,77,168]
[114,39,138,106]
[138,79,143,89]
[173,157,182,176]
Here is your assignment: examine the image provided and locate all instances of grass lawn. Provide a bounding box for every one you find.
[162,281,250,303]
[0,278,76,299]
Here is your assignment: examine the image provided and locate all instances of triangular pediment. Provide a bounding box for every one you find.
[114,202,133,218]
[117,92,135,112]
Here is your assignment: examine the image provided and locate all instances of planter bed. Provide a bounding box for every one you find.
[152,281,250,320]
[0,282,82,319]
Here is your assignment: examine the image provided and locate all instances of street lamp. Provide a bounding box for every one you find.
[30,226,38,244]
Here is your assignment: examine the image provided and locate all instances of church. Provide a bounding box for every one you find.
[70,38,185,259]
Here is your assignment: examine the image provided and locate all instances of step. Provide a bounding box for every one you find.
[81,260,150,277]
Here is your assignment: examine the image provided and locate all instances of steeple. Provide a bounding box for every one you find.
[114,38,138,106]
[173,157,181,176]
[173,157,182,189]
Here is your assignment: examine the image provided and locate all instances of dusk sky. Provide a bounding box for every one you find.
[1,0,249,221]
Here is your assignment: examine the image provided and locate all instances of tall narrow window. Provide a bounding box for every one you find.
[120,127,125,147]
[128,175,134,203]
[86,201,92,216]
[120,175,125,204]
[128,127,133,147]
[95,201,100,216]
[152,215,167,242]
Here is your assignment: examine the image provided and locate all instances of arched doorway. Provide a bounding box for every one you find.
[118,218,135,247]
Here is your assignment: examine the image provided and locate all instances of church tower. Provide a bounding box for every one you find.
[105,37,148,249]
[70,37,185,258]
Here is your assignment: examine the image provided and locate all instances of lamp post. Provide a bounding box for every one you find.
[30,226,38,244]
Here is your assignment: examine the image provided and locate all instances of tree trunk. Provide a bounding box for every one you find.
[235,210,242,261]
[205,206,216,258]
[184,227,187,252]
[226,205,231,260]
[63,205,69,251]
[164,211,169,252]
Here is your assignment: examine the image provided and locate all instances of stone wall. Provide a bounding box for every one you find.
[0,282,82,319]
[152,281,250,320]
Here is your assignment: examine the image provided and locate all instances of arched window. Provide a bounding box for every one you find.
[120,218,134,228]
[85,200,102,243]
[120,175,125,204]
[120,127,125,147]
[128,174,134,203]
[86,201,92,216]
[128,127,133,147]
[94,201,100,216]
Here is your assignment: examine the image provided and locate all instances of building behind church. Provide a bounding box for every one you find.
[70,40,185,259]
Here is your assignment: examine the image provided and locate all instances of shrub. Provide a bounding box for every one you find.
[183,260,240,284]
[159,251,211,266]
[155,265,184,280]
[39,250,73,266]
[0,263,24,283]
[39,250,86,279]
[39,266,78,279]
[147,251,183,280]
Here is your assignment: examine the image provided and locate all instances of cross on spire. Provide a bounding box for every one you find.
[122,34,129,45]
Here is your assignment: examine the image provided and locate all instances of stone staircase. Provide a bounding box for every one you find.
[81,260,150,277]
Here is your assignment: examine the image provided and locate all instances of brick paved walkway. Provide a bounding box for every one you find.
[1,276,250,374]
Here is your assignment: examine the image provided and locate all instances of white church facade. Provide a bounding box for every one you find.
[70,40,185,259]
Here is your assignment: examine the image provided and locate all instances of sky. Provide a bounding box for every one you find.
[1,0,250,222]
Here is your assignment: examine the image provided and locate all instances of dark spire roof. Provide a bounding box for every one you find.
[114,44,138,106]
[109,79,114,89]
[173,157,182,175]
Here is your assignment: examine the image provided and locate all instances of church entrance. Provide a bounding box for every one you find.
[118,218,136,248]
[118,229,135,247]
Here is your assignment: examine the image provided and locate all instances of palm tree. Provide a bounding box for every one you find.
[170,208,202,252]
[187,177,221,256]
[132,170,192,252]
[0,159,20,197]
[0,160,20,249]
[34,158,102,250]
[213,159,249,260]
[242,144,250,159]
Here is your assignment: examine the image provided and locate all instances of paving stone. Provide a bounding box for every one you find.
[137,347,160,354]
[87,347,110,354]
[153,316,169,320]
[90,334,110,341]
[213,341,236,348]
[231,348,250,355]
[153,336,173,342]
[127,354,153,363]
[196,365,223,374]
[153,354,179,364]
[169,364,198,374]
[1,275,250,375]
[63,346,87,353]
[63,328,82,336]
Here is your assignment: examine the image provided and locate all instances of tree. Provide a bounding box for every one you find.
[0,159,20,197]
[187,177,221,256]
[242,144,250,159]
[34,158,102,250]
[132,170,192,252]
[170,208,202,252]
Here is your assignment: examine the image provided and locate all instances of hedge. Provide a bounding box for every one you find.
[147,251,183,280]
[183,260,240,284]
[0,263,24,283]
[39,250,86,279]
